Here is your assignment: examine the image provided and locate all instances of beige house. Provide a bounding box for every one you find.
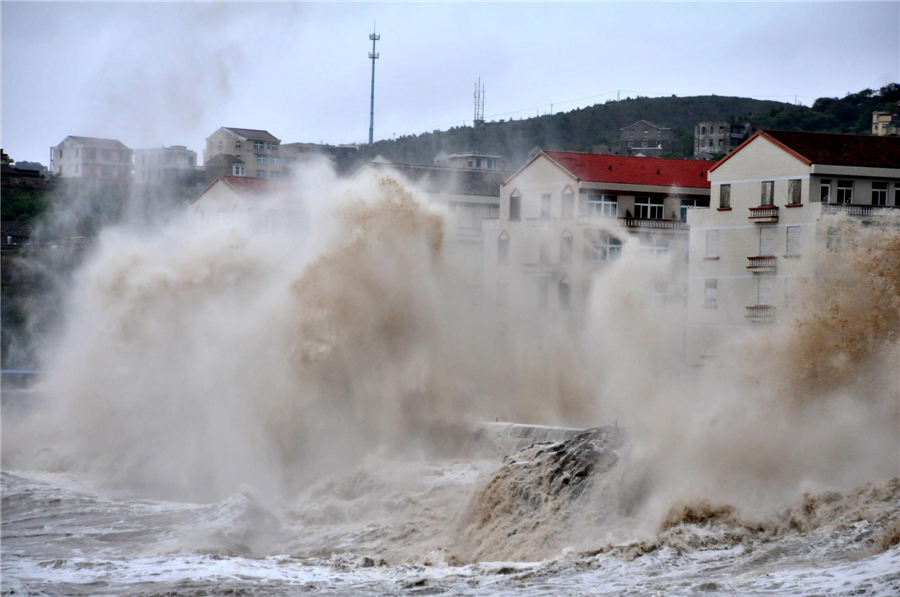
[50,136,132,181]
[483,151,710,319]
[134,145,198,186]
[204,127,282,179]
[872,110,900,136]
[686,130,900,364]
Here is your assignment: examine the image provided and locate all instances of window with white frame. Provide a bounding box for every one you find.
[872,182,888,206]
[635,197,664,219]
[758,277,774,306]
[257,169,267,178]
[509,192,521,220]
[541,194,551,218]
[267,143,278,151]
[586,232,622,261]
[271,156,281,165]
[235,141,242,150]
[639,235,670,257]
[836,180,853,204]
[788,179,802,205]
[704,279,717,308]
[233,165,245,176]
[257,155,267,164]
[705,230,719,258]
[254,141,264,150]
[587,194,617,217]
[719,184,731,208]
[560,231,573,264]
[820,179,832,203]
[786,226,800,256]
[562,190,574,218]
[760,181,774,206]
[759,227,774,256]
[269,170,281,178]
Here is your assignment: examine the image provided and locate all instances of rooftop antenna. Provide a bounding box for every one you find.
[368,23,380,145]
[474,78,485,128]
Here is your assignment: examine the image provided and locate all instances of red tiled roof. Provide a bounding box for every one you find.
[710,130,900,172]
[542,151,710,189]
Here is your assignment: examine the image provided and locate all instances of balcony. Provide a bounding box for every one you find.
[482,218,499,230]
[745,305,776,321]
[525,217,557,229]
[746,256,777,273]
[821,203,900,216]
[453,227,484,241]
[748,206,779,223]
[523,263,555,276]
[577,215,688,230]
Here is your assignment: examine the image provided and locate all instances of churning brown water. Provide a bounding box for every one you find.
[2,169,898,595]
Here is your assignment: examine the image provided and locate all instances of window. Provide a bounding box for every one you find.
[785,278,798,306]
[487,159,493,168]
[786,226,800,256]
[719,125,724,133]
[820,179,832,203]
[836,180,853,204]
[788,179,802,205]
[872,182,888,206]
[233,165,245,176]
[643,129,648,137]
[760,181,774,206]
[635,197,664,219]
[539,242,549,264]
[562,190,574,218]
[271,156,281,165]
[254,141,264,150]
[257,155,267,164]
[538,281,549,310]
[560,232,573,264]
[468,160,474,167]
[701,126,707,135]
[704,279,717,308]
[586,232,622,261]
[59,149,64,158]
[476,158,482,168]
[759,227,773,256]
[541,194,551,218]
[218,141,223,150]
[758,277,774,306]
[509,193,521,220]
[639,235,669,257]
[235,141,242,150]
[257,169,267,178]
[497,232,509,265]
[705,230,719,258]
[587,194,617,217]
[267,143,278,151]
[269,171,281,178]
[895,186,900,206]
[559,280,571,311]
[719,184,731,208]
[629,130,634,138]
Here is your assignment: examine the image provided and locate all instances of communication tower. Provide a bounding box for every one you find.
[474,78,485,128]
[368,24,380,145]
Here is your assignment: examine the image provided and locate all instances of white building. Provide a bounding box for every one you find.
[134,145,198,186]
[686,130,900,363]
[50,136,133,181]
[482,151,711,318]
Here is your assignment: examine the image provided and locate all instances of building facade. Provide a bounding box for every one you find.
[204,128,282,179]
[190,176,303,231]
[618,120,678,155]
[482,151,710,319]
[134,145,198,186]
[50,136,133,181]
[694,121,758,157]
[872,110,900,136]
[434,151,508,170]
[686,130,900,364]
[280,142,358,176]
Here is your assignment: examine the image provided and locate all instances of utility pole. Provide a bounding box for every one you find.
[368,23,380,145]
[474,78,485,127]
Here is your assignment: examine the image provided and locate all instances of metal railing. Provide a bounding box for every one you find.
[523,263,555,276]
[745,305,776,319]
[577,215,688,230]
[748,206,779,220]
[482,218,499,230]
[747,256,777,269]
[821,203,900,216]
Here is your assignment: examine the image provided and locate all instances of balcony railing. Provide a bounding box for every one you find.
[523,263,555,276]
[746,256,777,272]
[525,217,557,229]
[748,206,779,222]
[821,203,900,216]
[482,218,499,230]
[745,305,776,320]
[577,215,688,230]
[453,227,484,240]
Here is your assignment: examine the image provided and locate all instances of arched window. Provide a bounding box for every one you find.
[497,231,510,265]
[235,140,242,150]
[509,190,521,220]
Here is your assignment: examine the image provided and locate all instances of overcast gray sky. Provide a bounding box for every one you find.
[2,2,898,165]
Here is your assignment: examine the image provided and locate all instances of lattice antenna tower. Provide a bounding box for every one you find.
[368,23,380,145]
[474,78,485,128]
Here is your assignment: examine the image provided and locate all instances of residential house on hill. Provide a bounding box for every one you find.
[190,175,304,231]
[694,121,758,157]
[50,136,133,181]
[686,130,900,363]
[134,145,201,187]
[204,128,282,179]
[618,120,677,156]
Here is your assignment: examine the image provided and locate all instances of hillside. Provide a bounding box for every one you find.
[356,84,900,167]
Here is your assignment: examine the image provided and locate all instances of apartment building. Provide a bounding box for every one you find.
[50,136,133,181]
[872,110,900,136]
[618,121,678,155]
[482,151,710,317]
[134,145,198,186]
[204,127,282,179]
[694,121,758,157]
[280,142,358,176]
[686,130,900,363]
[433,151,508,170]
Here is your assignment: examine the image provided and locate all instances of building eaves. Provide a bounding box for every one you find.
[223,127,280,142]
